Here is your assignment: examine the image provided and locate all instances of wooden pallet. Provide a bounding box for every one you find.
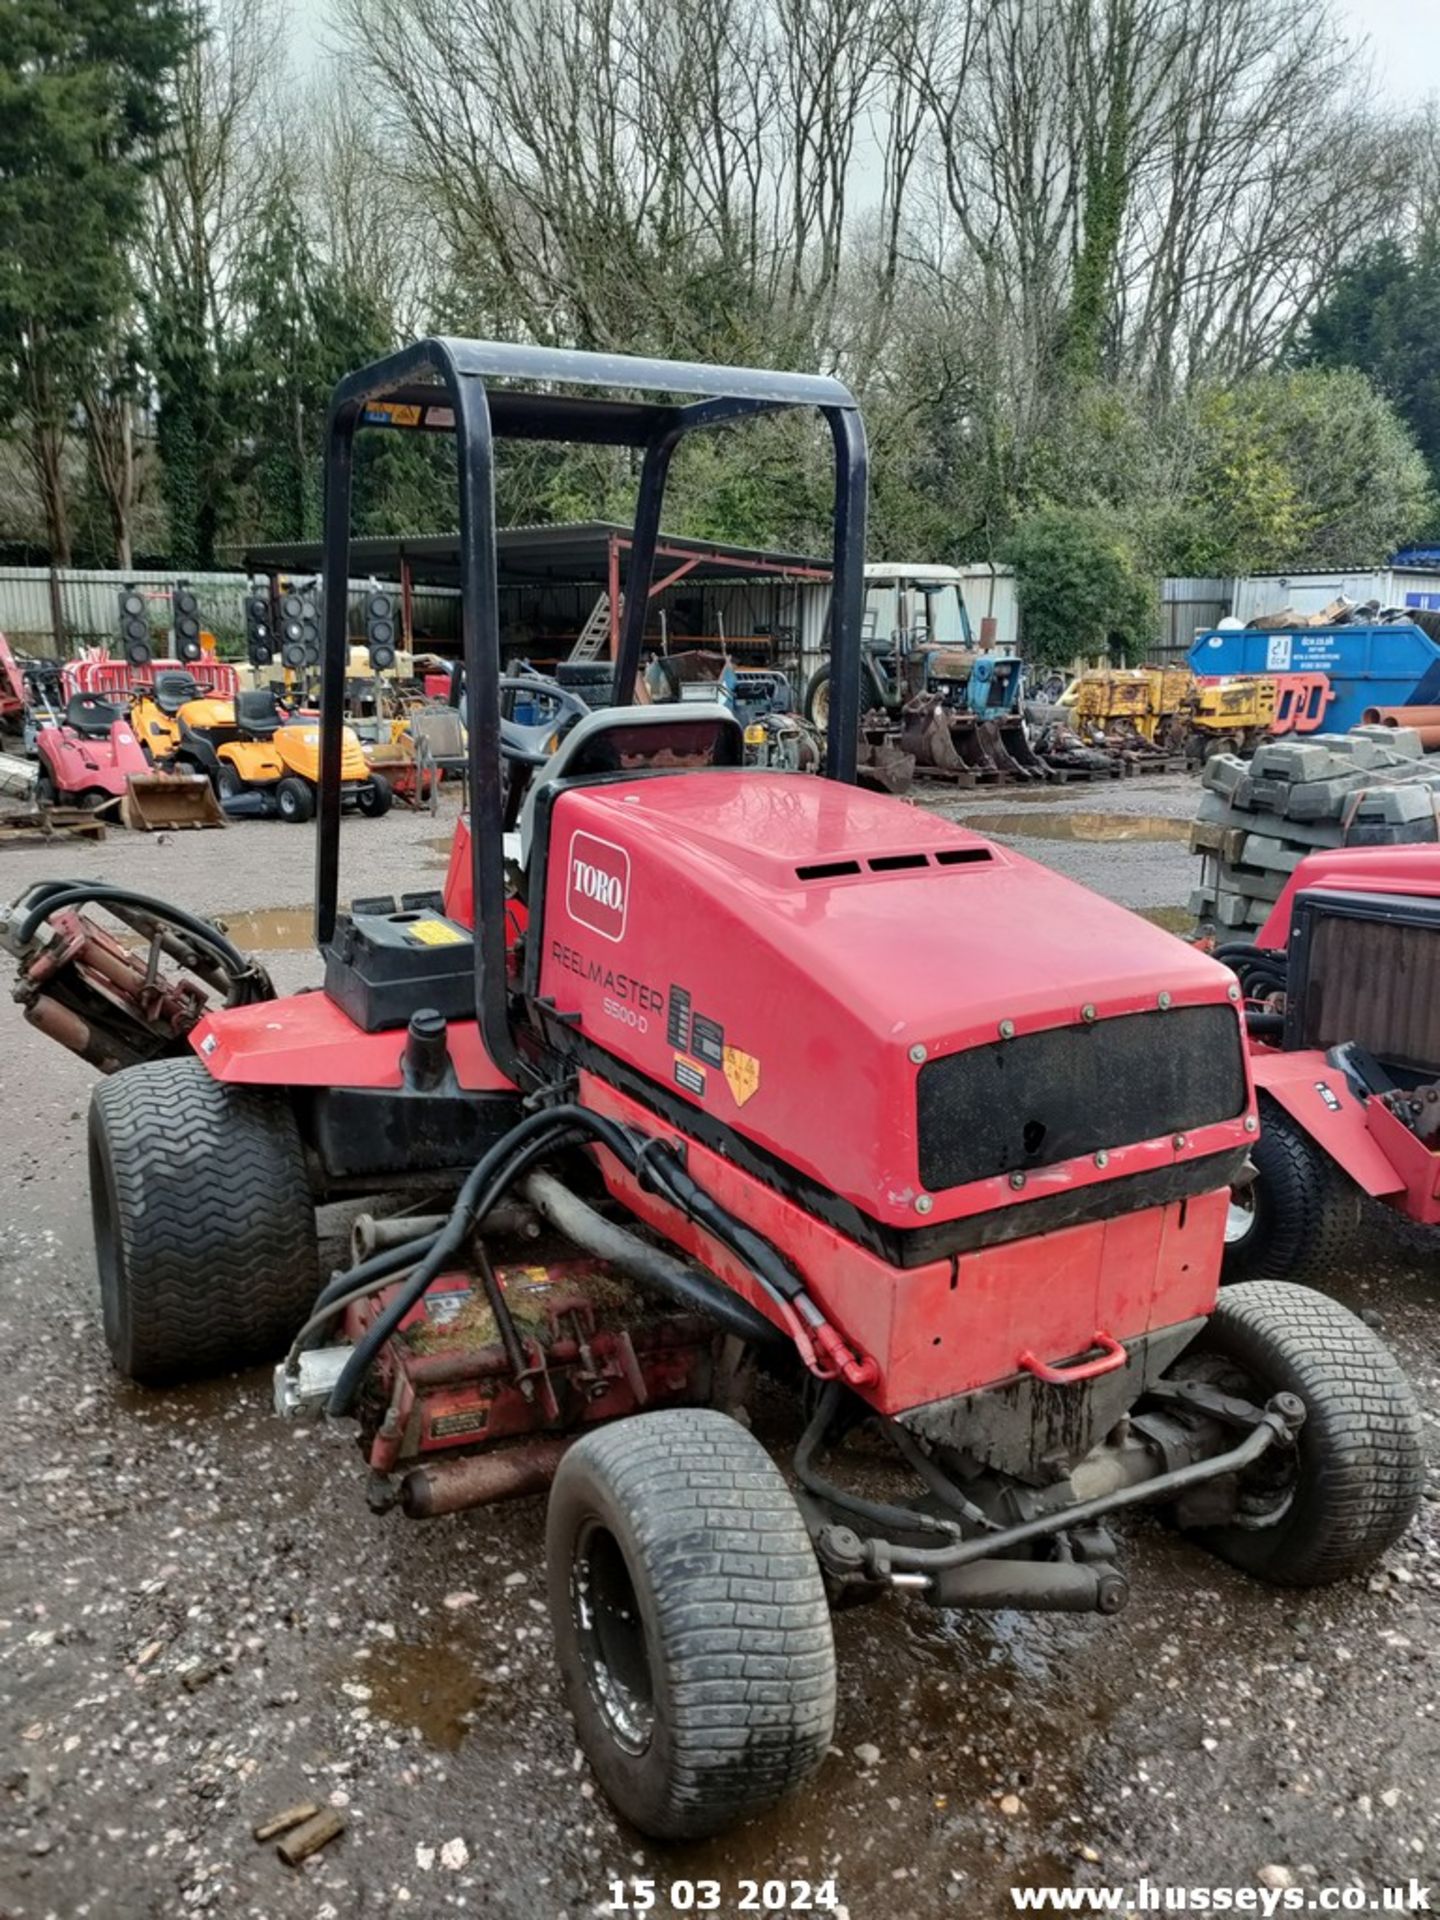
[1119,753,1189,776]
[0,805,107,845]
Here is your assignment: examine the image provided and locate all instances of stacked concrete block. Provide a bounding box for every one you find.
[1190,729,1435,931]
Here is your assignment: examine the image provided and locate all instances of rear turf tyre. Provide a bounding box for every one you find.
[547,1408,836,1840]
[34,766,57,807]
[276,775,313,823]
[89,1058,318,1385]
[1223,1094,1363,1283]
[1174,1281,1423,1586]
[356,772,392,817]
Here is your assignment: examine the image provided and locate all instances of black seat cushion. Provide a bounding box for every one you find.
[152,670,199,715]
[235,689,283,736]
[64,695,124,738]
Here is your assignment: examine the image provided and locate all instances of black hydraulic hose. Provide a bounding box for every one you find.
[641,1150,807,1306]
[1245,1010,1285,1038]
[794,1384,962,1540]
[327,1101,820,1416]
[312,1231,442,1317]
[326,1108,587,1416]
[14,882,266,1001]
[522,1168,783,1347]
[886,1420,999,1532]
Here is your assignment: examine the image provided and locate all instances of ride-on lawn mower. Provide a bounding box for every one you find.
[0,342,1423,1842]
[166,684,391,821]
[1220,842,1440,1279]
[32,690,221,830]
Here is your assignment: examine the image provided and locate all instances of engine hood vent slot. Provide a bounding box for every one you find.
[794,845,994,882]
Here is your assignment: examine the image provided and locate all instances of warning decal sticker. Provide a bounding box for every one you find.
[674,1057,706,1097]
[406,918,466,946]
[723,1046,760,1108]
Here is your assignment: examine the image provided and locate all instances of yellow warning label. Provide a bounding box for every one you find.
[723,1046,760,1107]
[405,918,465,946]
[368,401,422,427]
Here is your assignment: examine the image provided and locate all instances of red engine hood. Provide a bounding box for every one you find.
[559,772,1227,1047]
[535,771,1251,1232]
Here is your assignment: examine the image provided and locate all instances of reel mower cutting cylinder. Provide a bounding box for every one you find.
[31,337,1425,1847]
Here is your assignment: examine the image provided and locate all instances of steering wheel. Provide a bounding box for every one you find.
[498,677,593,821]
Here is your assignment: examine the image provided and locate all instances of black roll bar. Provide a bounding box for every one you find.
[316,338,868,1090]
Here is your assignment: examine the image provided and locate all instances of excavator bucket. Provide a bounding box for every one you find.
[119,773,226,832]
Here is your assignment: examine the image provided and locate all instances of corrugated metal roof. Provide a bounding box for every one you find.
[243,521,832,587]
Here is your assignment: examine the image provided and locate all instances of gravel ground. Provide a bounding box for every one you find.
[0,779,1437,1920]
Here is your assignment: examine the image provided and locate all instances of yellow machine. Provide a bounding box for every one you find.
[170,687,388,821]
[1181,676,1277,765]
[1071,667,1190,745]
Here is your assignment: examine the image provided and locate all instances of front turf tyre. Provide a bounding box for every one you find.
[89,1058,318,1385]
[547,1408,836,1840]
[216,763,245,803]
[276,775,314,823]
[356,772,392,817]
[1223,1094,1363,1283]
[1174,1281,1423,1586]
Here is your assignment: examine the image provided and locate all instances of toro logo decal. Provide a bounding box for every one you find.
[566,831,630,943]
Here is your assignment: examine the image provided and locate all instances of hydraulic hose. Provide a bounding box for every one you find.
[326,1108,589,1416]
[795,1384,962,1540]
[326,1099,874,1416]
[522,1168,783,1347]
[1244,1010,1285,1039]
[12,882,269,1003]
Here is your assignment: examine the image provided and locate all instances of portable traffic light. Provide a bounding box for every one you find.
[173,582,203,662]
[245,589,273,669]
[278,585,320,669]
[117,588,152,665]
[365,589,397,671]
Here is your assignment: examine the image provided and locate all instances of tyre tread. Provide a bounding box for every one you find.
[91,1058,317,1383]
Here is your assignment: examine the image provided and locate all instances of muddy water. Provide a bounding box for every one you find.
[964,810,1191,844]
[213,905,317,950]
[355,1638,498,1750]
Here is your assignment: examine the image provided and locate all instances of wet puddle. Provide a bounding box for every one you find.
[354,1639,495,1750]
[214,905,316,950]
[964,809,1191,844]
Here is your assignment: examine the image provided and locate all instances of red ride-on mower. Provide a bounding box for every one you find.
[0,342,1423,1841]
[1218,843,1440,1280]
[33,693,149,810]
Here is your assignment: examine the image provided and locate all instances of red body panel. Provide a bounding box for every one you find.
[1250,1048,1406,1198]
[0,633,23,722]
[583,1076,1223,1415]
[536,773,1253,1230]
[191,990,516,1091]
[37,718,148,798]
[442,816,528,945]
[1256,846,1440,949]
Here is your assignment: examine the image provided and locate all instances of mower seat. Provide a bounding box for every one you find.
[518,701,743,867]
[64,694,124,738]
[235,688,284,737]
[151,669,200,715]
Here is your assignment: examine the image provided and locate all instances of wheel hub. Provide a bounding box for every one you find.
[571,1520,654,1754]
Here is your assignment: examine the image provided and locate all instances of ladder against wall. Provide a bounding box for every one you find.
[568,591,619,661]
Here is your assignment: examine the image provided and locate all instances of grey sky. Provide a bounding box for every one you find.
[294,0,1436,101]
[1348,0,1439,104]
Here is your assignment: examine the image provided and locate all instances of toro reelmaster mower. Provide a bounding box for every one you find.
[1219,843,1440,1280]
[0,342,1423,1842]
